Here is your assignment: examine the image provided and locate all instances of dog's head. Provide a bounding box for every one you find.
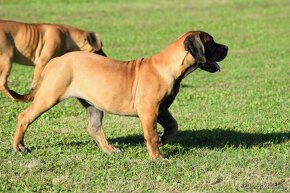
[183,31,228,73]
[81,32,106,56]
[68,31,106,57]
[85,32,107,56]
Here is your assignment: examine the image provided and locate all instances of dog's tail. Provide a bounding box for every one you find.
[8,76,42,102]
[8,89,36,102]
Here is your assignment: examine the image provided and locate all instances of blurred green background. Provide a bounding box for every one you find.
[0,0,289,192]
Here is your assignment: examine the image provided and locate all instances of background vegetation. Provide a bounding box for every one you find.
[0,0,289,192]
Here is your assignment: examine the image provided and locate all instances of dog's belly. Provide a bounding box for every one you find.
[14,52,35,66]
[65,84,138,116]
[87,96,138,117]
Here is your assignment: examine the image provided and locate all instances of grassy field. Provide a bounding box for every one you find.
[0,0,289,192]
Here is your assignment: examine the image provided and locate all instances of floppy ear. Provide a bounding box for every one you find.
[184,34,206,63]
[86,32,102,51]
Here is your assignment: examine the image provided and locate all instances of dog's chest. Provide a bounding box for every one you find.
[159,81,181,113]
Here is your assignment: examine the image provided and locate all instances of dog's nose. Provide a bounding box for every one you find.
[223,45,228,51]
[94,49,107,57]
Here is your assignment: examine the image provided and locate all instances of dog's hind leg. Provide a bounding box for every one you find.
[78,99,122,154]
[13,94,59,153]
[0,54,15,100]
[157,109,178,147]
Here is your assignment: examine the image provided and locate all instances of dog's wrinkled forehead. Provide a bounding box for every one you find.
[179,31,212,42]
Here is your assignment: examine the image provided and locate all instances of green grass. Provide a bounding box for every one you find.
[0,0,289,192]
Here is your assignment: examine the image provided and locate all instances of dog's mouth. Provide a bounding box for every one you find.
[212,61,221,71]
[198,45,228,73]
[199,61,221,73]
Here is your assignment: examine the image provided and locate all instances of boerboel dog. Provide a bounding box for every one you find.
[0,20,105,101]
[12,31,228,159]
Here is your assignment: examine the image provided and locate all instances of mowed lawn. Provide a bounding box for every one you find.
[0,0,289,192]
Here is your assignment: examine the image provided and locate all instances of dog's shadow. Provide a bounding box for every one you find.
[52,128,289,157]
[111,128,289,152]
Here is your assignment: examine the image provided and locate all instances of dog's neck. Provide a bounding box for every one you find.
[65,28,88,52]
[148,38,198,85]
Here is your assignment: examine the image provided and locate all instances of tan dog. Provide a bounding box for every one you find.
[0,20,105,101]
[12,31,228,159]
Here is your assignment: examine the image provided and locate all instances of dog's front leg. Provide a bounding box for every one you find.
[31,43,61,90]
[138,107,164,159]
[31,58,52,90]
[31,62,46,90]
[157,109,178,147]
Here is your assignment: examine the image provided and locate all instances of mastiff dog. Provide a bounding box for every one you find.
[12,31,227,159]
[0,20,105,101]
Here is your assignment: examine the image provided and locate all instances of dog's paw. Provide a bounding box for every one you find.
[145,147,167,159]
[19,146,31,154]
[13,144,31,154]
[158,135,168,147]
[102,144,122,155]
[111,147,122,154]
[151,153,168,160]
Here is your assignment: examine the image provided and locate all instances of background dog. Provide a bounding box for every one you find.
[0,20,105,101]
